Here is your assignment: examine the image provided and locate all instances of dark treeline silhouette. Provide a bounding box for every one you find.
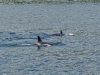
[0,0,100,4]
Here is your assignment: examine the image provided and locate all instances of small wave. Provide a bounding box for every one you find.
[21,44,32,46]
[0,43,34,47]
[52,42,66,46]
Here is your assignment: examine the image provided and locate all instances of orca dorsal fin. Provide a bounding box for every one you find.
[60,30,63,35]
[38,36,42,43]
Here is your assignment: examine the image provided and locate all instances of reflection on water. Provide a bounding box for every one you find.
[0,0,100,4]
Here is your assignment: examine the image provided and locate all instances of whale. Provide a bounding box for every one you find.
[35,36,52,47]
[52,30,64,36]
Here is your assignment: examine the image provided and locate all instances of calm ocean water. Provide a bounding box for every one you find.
[0,2,100,75]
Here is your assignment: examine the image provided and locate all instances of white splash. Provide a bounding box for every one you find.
[65,33,75,36]
[68,33,75,36]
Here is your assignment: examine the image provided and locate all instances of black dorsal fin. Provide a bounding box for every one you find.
[37,36,42,43]
[60,30,63,35]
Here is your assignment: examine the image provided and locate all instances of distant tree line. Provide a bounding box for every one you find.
[0,0,100,4]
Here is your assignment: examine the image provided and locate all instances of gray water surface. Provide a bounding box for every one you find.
[0,3,100,75]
